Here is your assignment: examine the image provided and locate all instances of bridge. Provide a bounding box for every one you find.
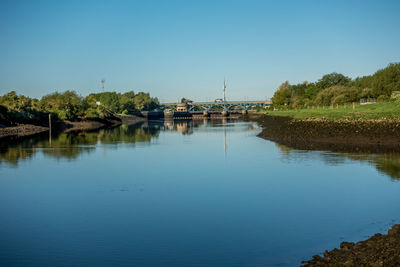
[161,100,272,112]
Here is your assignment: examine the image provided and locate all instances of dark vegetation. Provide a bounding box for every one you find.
[272,63,400,108]
[0,90,159,126]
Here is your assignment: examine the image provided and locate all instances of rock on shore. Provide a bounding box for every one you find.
[302,224,400,266]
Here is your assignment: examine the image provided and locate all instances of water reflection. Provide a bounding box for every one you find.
[4,118,400,182]
[2,119,400,267]
[276,143,400,181]
[0,119,255,166]
[0,121,159,165]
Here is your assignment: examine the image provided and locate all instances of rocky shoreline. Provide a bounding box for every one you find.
[249,114,400,153]
[247,114,400,266]
[302,224,400,266]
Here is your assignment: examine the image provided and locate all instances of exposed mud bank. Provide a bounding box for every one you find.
[54,118,121,133]
[302,224,400,266]
[0,124,48,138]
[0,115,140,139]
[248,114,400,153]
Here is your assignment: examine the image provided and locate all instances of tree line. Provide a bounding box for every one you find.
[272,63,400,108]
[0,90,159,124]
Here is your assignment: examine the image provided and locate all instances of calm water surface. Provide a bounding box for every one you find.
[1,120,400,266]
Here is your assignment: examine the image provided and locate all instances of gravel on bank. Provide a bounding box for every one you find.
[0,124,48,138]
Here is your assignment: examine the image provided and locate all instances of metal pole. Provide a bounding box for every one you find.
[48,113,52,145]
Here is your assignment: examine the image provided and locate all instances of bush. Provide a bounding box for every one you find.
[314,86,360,106]
[377,95,389,102]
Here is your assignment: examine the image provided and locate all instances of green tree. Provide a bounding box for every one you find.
[40,91,83,120]
[134,92,159,111]
[314,86,360,106]
[370,63,400,97]
[316,72,351,90]
[120,91,136,112]
[272,81,291,107]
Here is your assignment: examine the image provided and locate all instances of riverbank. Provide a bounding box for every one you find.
[0,115,144,139]
[249,114,400,153]
[0,124,49,138]
[302,224,400,266]
[55,118,122,133]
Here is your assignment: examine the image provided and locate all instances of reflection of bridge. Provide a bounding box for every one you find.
[162,100,272,111]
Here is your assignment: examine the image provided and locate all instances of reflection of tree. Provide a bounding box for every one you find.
[0,134,47,165]
[373,155,400,181]
[0,119,260,166]
[0,122,160,165]
[274,142,400,181]
[275,143,292,156]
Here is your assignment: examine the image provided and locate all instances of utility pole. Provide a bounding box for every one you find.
[101,79,105,92]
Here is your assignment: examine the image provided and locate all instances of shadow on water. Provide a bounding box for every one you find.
[0,118,252,166]
[275,142,400,181]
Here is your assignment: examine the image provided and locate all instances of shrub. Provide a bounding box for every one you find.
[377,95,389,102]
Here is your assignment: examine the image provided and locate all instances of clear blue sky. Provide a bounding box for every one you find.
[0,0,399,102]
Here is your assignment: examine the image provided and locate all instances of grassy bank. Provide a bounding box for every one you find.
[261,102,400,120]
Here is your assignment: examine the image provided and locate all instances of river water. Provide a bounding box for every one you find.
[1,119,400,266]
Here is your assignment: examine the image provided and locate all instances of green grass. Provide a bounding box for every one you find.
[261,102,400,120]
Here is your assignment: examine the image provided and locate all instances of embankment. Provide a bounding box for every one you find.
[249,114,400,153]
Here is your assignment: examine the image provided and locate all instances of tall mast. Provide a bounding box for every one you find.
[223,79,226,103]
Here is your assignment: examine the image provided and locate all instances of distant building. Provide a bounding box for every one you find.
[360,98,376,105]
[215,98,223,103]
[176,103,188,112]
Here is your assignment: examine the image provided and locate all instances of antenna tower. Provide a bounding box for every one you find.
[101,79,105,92]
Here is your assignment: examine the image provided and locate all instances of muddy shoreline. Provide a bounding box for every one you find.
[247,114,400,266]
[0,124,49,138]
[0,115,144,139]
[248,114,400,153]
